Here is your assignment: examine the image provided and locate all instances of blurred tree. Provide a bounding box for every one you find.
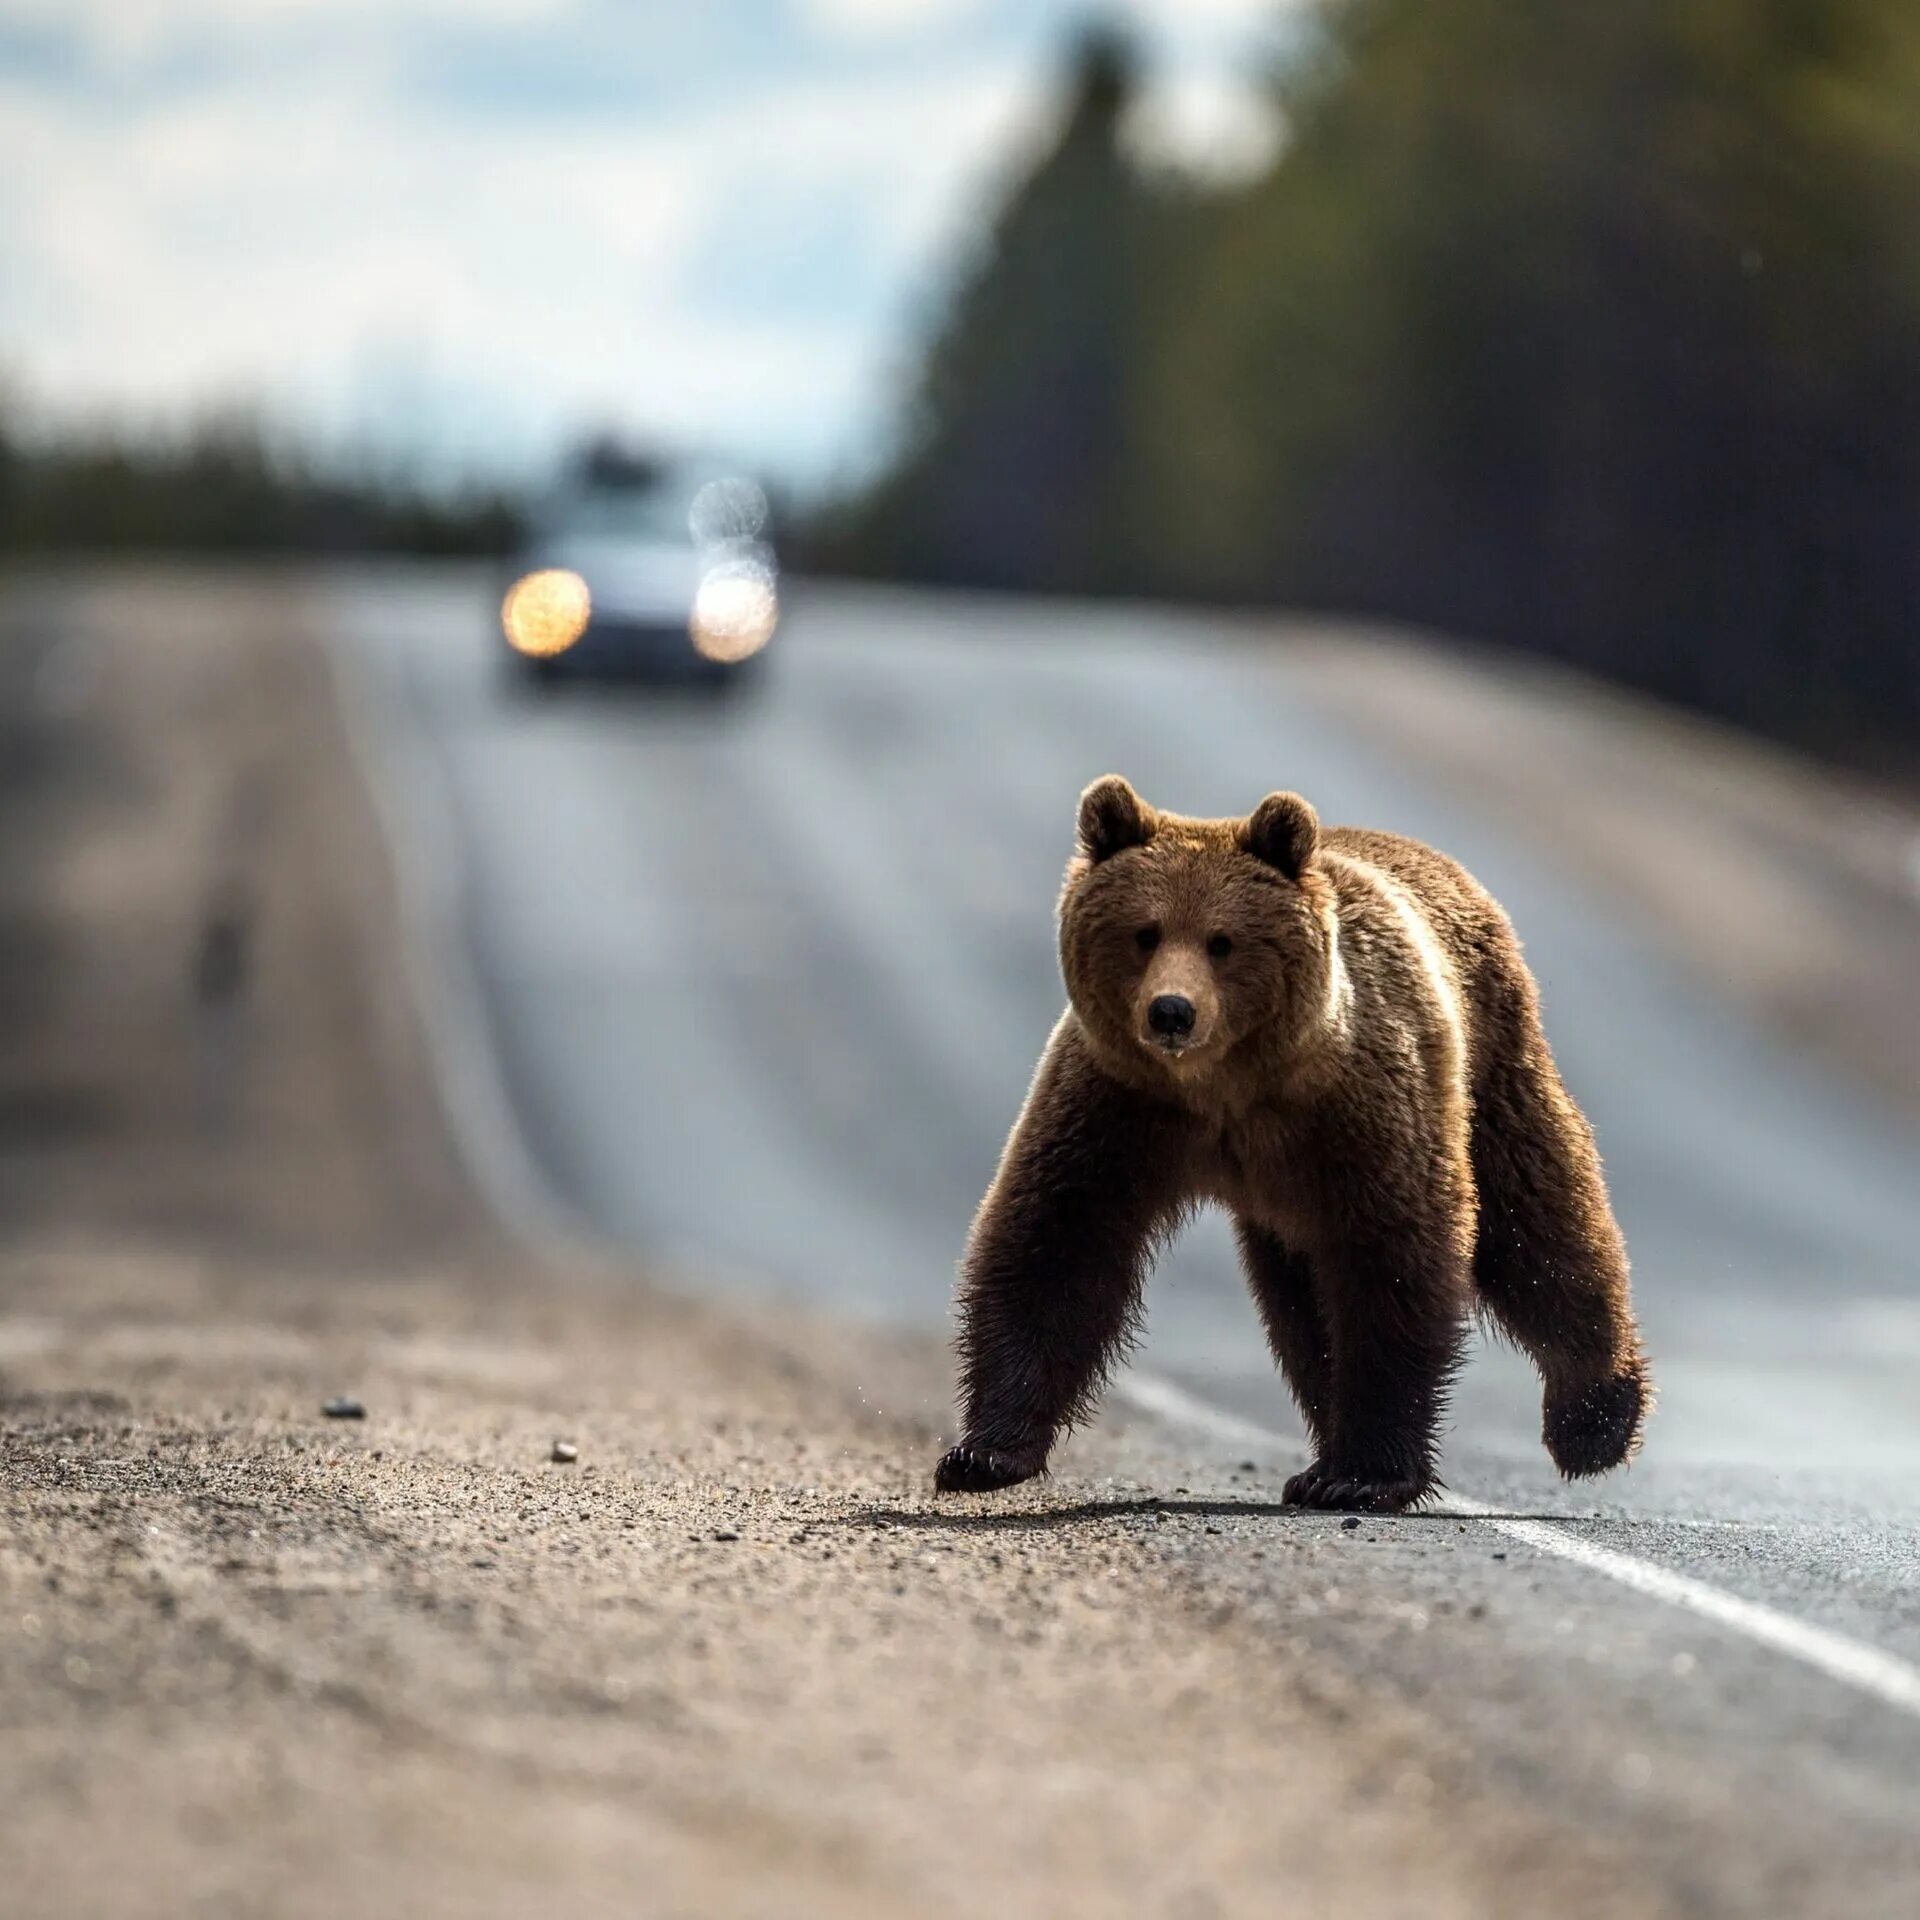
[836,3,1920,767]
[1165,0,1920,759]
[828,28,1162,592]
[0,408,523,558]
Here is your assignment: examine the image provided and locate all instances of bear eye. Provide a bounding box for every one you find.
[1135,926,1161,954]
[1207,933,1233,959]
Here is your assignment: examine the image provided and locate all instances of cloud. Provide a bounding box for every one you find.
[1124,68,1280,181]
[1123,0,1309,31]
[5,0,567,67]
[0,37,1049,481]
[795,0,988,43]
[0,3,1278,480]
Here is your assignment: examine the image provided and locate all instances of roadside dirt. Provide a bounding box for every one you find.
[0,570,1679,1918]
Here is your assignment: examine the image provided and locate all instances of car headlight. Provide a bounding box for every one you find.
[690,564,778,663]
[502,569,591,657]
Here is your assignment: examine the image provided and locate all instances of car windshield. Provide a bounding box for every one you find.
[542,481,692,546]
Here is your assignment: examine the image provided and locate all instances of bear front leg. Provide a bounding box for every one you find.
[1234,1219,1331,1454]
[938,1019,1191,1495]
[1282,1223,1471,1515]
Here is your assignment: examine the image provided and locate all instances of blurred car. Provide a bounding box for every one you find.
[499,445,779,690]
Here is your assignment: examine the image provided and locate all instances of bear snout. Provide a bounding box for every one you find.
[1130,943,1220,1059]
[1147,994,1197,1043]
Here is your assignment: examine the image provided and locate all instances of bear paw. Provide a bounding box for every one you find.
[934,1441,1047,1494]
[1544,1368,1646,1478]
[1282,1461,1432,1514]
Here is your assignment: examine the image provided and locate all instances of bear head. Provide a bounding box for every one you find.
[1058,776,1340,1084]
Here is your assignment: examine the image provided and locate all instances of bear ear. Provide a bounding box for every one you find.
[1242,791,1320,880]
[1077,774,1155,863]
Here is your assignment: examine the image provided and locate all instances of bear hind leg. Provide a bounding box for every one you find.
[1471,1051,1650,1478]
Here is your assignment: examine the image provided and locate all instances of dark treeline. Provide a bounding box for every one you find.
[0,411,522,558]
[824,5,1920,768]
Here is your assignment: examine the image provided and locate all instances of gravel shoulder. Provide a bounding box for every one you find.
[0,570,1671,1919]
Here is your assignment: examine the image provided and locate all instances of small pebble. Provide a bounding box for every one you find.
[551,1441,579,1464]
[1341,1516,1362,1531]
[713,1529,739,1542]
[322,1397,365,1420]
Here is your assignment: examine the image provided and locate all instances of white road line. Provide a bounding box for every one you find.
[326,603,1920,1732]
[1118,1372,1920,1721]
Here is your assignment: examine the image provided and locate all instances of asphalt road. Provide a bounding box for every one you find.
[334,568,1920,1907]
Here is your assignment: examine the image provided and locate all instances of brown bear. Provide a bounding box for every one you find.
[935,776,1650,1513]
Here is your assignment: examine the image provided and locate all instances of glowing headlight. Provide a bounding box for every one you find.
[502,569,591,658]
[691,566,778,663]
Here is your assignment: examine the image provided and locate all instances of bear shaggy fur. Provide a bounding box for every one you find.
[935,776,1650,1513]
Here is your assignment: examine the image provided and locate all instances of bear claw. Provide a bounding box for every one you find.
[934,1442,1046,1494]
[1282,1462,1432,1514]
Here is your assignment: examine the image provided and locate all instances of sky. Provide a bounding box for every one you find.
[0,0,1293,492]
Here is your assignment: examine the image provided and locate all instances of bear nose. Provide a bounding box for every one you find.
[1148,994,1196,1039]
